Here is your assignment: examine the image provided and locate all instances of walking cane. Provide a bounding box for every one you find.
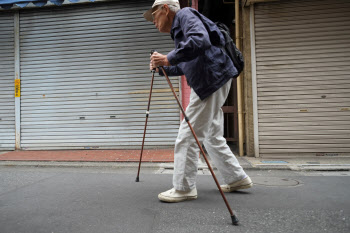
[135,51,156,183]
[136,51,239,225]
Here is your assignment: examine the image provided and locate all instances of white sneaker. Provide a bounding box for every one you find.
[158,188,198,203]
[221,176,253,192]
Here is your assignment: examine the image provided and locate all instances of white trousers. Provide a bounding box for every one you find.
[173,79,247,191]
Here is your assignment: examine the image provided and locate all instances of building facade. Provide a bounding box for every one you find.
[2,0,349,158]
[0,0,181,150]
[243,0,350,157]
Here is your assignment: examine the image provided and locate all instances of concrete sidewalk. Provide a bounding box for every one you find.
[244,156,350,171]
[0,149,349,171]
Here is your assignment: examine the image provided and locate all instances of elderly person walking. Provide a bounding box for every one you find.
[143,0,253,203]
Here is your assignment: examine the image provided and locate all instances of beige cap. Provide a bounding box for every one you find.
[143,0,180,22]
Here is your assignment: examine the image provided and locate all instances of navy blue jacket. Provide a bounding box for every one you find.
[159,7,238,100]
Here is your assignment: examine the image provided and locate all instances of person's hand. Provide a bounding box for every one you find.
[150,52,170,68]
[149,61,159,72]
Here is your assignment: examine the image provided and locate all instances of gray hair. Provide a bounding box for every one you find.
[168,4,180,13]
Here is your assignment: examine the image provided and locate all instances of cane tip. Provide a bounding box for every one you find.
[231,215,239,225]
[135,177,139,182]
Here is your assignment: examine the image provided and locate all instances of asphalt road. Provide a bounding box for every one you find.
[0,166,349,233]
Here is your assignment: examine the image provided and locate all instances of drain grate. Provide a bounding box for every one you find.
[261,161,288,164]
[253,177,301,187]
[306,162,320,164]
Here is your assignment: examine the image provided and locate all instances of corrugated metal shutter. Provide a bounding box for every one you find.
[254,0,350,157]
[19,0,179,150]
[0,13,16,151]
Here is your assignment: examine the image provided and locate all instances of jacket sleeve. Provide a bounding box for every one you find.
[159,65,184,76]
[167,9,211,65]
